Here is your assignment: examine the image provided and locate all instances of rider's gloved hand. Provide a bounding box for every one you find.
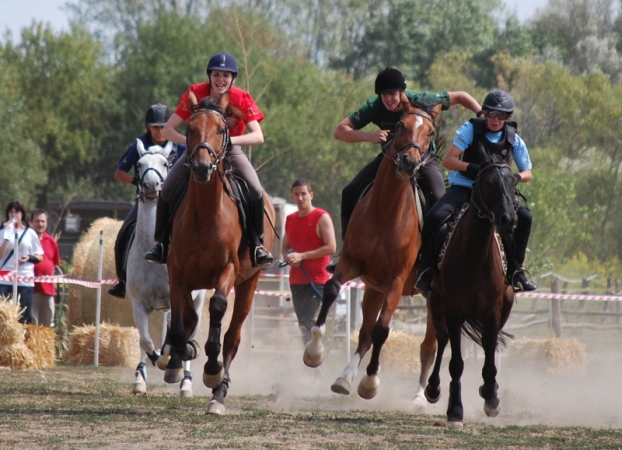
[464,163,480,180]
[513,173,522,184]
[131,176,139,186]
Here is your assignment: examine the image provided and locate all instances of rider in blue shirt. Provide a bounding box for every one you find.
[415,90,537,293]
[108,104,185,299]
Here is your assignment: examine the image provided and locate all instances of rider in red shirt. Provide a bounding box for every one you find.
[145,52,273,267]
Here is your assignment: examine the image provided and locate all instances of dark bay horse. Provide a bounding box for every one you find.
[421,148,516,427]
[303,96,442,399]
[165,92,275,415]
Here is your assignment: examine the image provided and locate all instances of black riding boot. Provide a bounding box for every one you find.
[249,197,273,267]
[145,195,171,264]
[108,204,137,299]
[415,252,434,292]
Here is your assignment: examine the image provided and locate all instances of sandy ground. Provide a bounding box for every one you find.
[135,312,622,429]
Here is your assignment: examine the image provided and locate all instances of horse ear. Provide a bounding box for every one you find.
[477,142,491,165]
[162,141,174,159]
[136,138,146,157]
[189,90,198,109]
[429,103,443,120]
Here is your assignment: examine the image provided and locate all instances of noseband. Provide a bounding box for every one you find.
[187,109,230,174]
[136,151,171,202]
[384,110,435,166]
[471,163,514,222]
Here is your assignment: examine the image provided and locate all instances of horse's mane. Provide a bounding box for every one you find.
[408,99,440,116]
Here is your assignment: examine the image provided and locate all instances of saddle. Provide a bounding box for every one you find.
[432,203,507,274]
[167,171,252,254]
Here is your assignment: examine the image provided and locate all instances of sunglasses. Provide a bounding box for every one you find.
[484,110,511,120]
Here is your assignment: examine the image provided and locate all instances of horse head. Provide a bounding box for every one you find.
[135,139,174,200]
[186,91,230,184]
[471,144,517,236]
[389,96,442,181]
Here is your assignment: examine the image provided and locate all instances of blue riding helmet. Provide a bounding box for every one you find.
[206,52,239,78]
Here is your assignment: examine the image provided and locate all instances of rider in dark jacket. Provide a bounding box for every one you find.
[415,90,537,293]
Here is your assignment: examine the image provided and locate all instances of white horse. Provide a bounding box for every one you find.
[126,139,205,397]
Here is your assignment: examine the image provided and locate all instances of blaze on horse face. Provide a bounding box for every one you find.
[472,145,517,237]
[391,100,442,181]
[186,93,230,183]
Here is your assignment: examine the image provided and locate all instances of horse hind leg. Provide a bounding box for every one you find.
[413,298,437,412]
[179,360,193,398]
[132,359,148,395]
[303,277,341,368]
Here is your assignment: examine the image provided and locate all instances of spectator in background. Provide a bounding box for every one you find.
[0,200,43,324]
[30,209,60,327]
[282,179,336,345]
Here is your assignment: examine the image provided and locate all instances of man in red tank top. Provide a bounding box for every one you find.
[282,179,336,345]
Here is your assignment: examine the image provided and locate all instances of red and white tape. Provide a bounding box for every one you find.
[517,292,622,302]
[0,272,116,288]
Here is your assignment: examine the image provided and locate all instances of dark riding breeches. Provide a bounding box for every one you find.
[340,152,445,240]
[161,145,263,202]
[419,184,532,267]
[113,201,138,282]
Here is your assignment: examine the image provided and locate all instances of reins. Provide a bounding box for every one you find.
[383,110,434,167]
[187,108,230,175]
[135,151,172,203]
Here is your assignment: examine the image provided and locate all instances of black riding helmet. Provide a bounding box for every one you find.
[375,67,407,95]
[145,103,172,127]
[482,90,514,114]
[206,52,239,78]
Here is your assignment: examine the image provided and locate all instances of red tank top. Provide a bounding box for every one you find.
[285,208,331,285]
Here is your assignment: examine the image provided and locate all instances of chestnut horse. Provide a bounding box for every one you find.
[165,94,275,415]
[421,149,516,427]
[304,97,442,399]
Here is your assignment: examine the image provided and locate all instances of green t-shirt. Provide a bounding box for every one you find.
[348,89,450,132]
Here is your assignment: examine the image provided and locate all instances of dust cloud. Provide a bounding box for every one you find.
[144,308,622,428]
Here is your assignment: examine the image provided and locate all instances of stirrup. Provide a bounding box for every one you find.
[415,267,433,292]
[510,268,537,292]
[253,246,273,267]
[145,242,167,264]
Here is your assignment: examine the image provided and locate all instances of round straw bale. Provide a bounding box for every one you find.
[507,337,586,374]
[24,325,56,369]
[68,218,135,328]
[0,342,35,369]
[351,329,423,373]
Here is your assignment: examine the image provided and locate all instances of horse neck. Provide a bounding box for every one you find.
[187,172,226,211]
[368,155,414,209]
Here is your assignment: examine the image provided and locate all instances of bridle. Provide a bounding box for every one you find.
[384,110,435,167]
[136,151,172,203]
[187,108,230,176]
[471,163,514,223]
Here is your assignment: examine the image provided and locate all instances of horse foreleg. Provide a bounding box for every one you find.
[425,294,448,405]
[132,358,148,395]
[131,298,158,360]
[479,315,501,418]
[445,311,465,427]
[206,372,230,415]
[179,360,193,398]
[413,295,437,412]
[303,276,341,368]
[177,290,206,398]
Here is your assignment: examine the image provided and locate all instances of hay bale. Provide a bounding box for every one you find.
[351,329,423,373]
[24,325,56,369]
[67,218,136,328]
[508,337,586,374]
[0,297,26,345]
[0,342,35,370]
[65,323,140,367]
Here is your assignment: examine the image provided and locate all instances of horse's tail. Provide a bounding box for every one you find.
[461,318,514,349]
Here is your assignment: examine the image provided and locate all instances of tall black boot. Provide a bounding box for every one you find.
[249,197,273,267]
[108,205,137,299]
[145,195,171,264]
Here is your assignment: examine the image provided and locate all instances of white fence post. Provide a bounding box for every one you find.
[94,231,104,367]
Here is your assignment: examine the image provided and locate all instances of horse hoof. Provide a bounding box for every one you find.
[331,377,351,396]
[357,375,379,400]
[484,397,500,417]
[447,421,463,429]
[164,368,184,384]
[203,367,225,389]
[180,378,193,398]
[156,345,171,371]
[132,379,147,395]
[412,395,427,413]
[206,399,226,415]
[424,386,441,404]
